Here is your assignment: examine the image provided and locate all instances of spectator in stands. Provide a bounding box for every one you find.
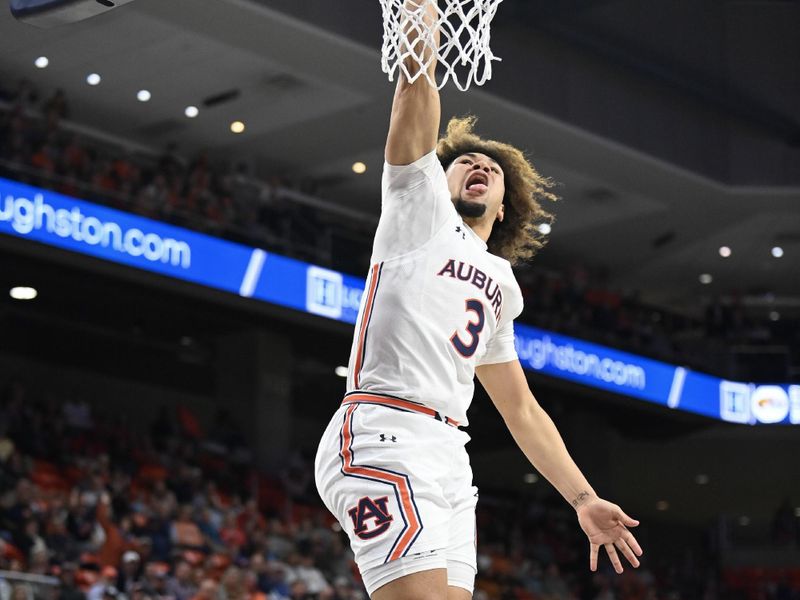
[191,580,218,600]
[88,566,118,600]
[13,519,46,564]
[9,584,32,600]
[142,562,174,600]
[118,551,144,596]
[218,566,248,600]
[219,512,246,553]
[55,562,84,600]
[255,559,291,599]
[286,581,309,600]
[66,490,98,550]
[166,560,196,600]
[285,553,330,598]
[170,505,205,551]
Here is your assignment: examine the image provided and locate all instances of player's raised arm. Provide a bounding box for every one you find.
[385,0,441,165]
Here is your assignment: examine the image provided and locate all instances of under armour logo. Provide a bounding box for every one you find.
[379,434,397,443]
[455,226,465,240]
[347,496,393,539]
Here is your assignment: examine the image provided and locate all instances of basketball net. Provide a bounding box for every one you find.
[379,0,503,91]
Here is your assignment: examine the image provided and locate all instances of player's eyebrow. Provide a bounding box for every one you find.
[463,152,502,169]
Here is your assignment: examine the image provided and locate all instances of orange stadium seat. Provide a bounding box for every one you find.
[137,463,168,482]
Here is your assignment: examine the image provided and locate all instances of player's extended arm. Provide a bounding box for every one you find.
[476,359,644,573]
[385,0,441,166]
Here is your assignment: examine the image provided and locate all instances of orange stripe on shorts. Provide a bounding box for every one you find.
[339,403,422,562]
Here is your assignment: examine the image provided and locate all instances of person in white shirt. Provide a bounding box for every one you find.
[315,2,644,598]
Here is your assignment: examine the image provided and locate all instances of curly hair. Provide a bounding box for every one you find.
[436,116,557,265]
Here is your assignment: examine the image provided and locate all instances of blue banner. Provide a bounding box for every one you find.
[512,324,799,425]
[2,177,797,425]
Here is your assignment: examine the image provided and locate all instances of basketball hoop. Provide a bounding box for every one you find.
[379,0,503,91]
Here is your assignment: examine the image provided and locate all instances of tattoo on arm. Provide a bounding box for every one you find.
[571,491,592,508]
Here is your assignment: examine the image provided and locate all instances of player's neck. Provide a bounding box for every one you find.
[462,217,493,243]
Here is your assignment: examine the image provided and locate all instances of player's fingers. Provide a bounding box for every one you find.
[605,543,623,574]
[624,531,644,556]
[589,543,599,572]
[619,509,639,527]
[617,507,639,527]
[614,538,639,568]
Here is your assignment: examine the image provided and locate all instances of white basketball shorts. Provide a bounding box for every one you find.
[314,393,478,596]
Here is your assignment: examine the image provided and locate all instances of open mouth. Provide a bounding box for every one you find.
[465,171,489,194]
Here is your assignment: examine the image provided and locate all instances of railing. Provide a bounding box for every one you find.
[0,571,58,600]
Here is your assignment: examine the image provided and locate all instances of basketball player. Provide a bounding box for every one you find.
[315,2,643,598]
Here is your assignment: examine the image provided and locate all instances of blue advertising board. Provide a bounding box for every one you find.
[2,177,797,425]
[512,325,798,425]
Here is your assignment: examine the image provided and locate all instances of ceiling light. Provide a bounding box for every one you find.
[656,500,669,511]
[86,73,101,86]
[334,366,348,378]
[184,106,199,118]
[694,474,709,485]
[137,90,151,102]
[699,273,713,285]
[769,311,780,322]
[230,121,245,134]
[771,246,784,258]
[523,473,538,484]
[34,56,49,69]
[10,286,37,300]
[738,516,750,526]
[537,223,552,235]
[352,162,367,174]
[719,246,731,258]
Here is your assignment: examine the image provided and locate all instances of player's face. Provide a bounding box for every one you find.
[446,153,505,222]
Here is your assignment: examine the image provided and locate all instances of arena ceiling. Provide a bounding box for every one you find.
[0,0,798,318]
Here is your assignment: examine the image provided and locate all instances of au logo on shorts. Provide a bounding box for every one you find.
[348,496,393,539]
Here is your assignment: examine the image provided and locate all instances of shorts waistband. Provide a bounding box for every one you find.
[341,392,460,428]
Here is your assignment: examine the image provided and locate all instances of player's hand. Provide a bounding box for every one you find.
[575,497,643,574]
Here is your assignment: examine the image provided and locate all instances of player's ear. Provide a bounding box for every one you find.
[496,203,505,223]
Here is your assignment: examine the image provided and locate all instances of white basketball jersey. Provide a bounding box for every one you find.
[345,150,523,426]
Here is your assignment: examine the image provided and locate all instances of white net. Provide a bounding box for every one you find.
[379,0,503,91]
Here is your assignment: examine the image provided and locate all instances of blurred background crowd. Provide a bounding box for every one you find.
[0,81,797,383]
[2,378,799,600]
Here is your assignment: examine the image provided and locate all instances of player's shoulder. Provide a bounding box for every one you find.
[383,150,444,190]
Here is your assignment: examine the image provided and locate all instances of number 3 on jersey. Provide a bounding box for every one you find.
[450,299,485,357]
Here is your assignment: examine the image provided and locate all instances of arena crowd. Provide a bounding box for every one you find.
[2,378,798,600]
